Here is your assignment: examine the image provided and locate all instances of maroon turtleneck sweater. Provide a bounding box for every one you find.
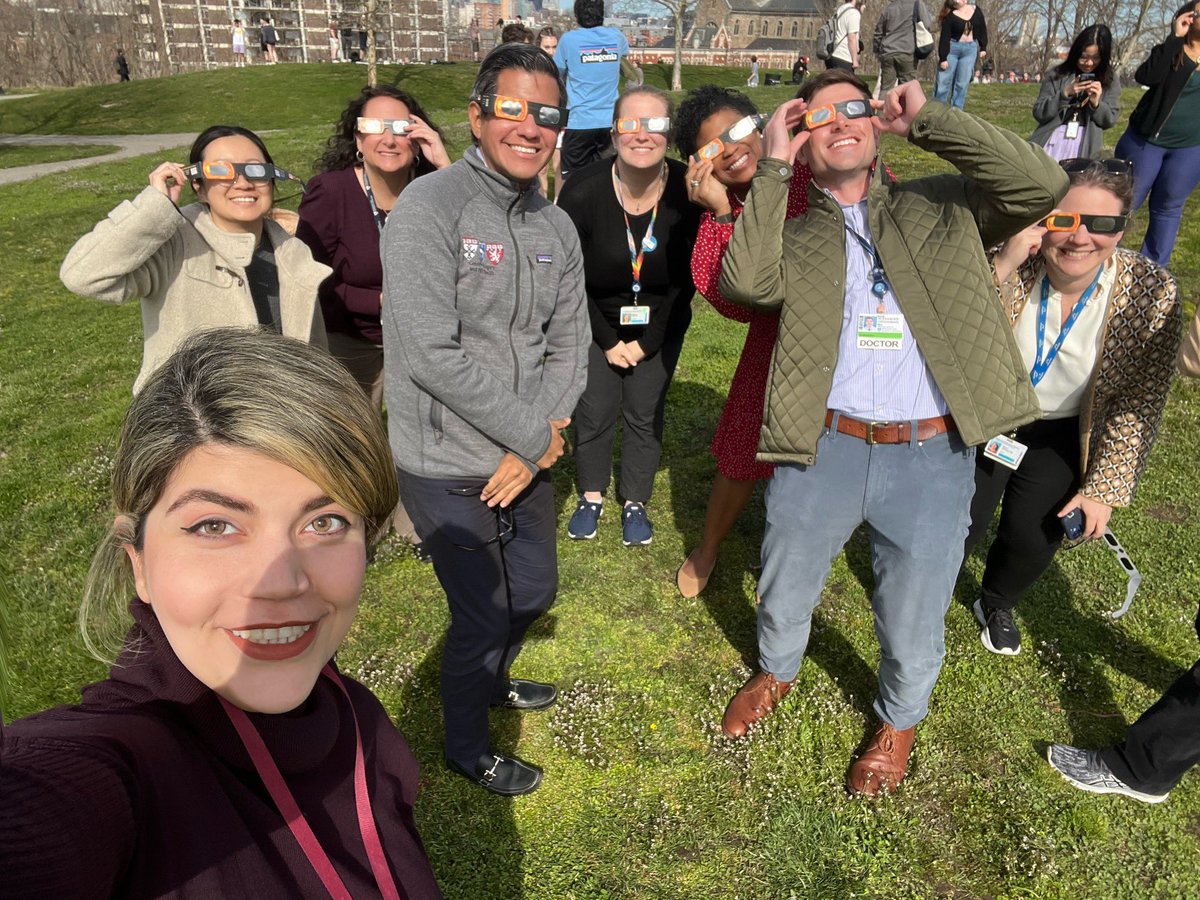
[0,601,442,899]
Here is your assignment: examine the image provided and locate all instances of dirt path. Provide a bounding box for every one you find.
[0,133,196,185]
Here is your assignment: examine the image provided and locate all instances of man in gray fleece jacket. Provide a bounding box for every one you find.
[381,43,590,796]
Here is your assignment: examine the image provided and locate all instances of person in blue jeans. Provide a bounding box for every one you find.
[933,0,987,109]
[1115,2,1200,266]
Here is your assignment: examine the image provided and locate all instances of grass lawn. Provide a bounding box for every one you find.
[2,64,1199,899]
[0,143,120,169]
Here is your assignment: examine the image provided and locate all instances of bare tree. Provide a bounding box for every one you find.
[649,0,697,90]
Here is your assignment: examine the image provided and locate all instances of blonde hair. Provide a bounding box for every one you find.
[80,328,398,661]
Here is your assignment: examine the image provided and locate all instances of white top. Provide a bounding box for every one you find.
[1014,259,1115,419]
[832,4,862,63]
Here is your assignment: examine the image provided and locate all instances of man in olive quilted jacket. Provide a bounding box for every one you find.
[715,69,1067,796]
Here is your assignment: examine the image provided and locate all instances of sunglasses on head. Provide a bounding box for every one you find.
[692,113,767,161]
[356,117,412,135]
[614,116,671,135]
[802,99,875,130]
[1039,211,1128,234]
[1059,157,1134,177]
[184,160,303,188]
[473,94,569,130]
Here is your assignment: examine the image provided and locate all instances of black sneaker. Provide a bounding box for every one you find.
[490,678,557,711]
[446,752,543,796]
[973,598,1021,656]
[1046,744,1168,803]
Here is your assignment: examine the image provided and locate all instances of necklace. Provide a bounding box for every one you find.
[614,161,665,215]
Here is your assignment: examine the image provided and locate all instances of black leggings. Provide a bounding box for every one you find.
[963,416,1081,611]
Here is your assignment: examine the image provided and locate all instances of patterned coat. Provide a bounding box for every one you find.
[998,247,1181,507]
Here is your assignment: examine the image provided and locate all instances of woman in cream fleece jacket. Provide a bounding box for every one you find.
[61,125,329,393]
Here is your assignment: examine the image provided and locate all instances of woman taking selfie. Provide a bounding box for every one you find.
[1115,1,1200,266]
[965,159,1180,657]
[1030,24,1121,160]
[60,125,328,395]
[298,87,450,554]
[556,86,699,546]
[0,329,441,898]
[672,85,812,597]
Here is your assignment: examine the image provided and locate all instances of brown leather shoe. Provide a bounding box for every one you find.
[847,722,916,796]
[721,671,793,737]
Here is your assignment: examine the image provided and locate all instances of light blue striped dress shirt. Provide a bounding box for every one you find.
[824,199,949,421]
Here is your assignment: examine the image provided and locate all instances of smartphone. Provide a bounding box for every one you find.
[1061,508,1084,540]
[1075,72,1096,82]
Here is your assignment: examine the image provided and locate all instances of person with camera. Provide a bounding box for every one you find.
[1030,24,1121,161]
[1114,1,1200,266]
[965,157,1180,657]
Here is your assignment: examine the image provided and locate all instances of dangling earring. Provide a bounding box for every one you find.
[356,150,364,162]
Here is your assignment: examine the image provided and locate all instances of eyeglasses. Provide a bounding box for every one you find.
[1039,211,1128,234]
[1063,526,1141,619]
[444,485,515,550]
[473,94,569,130]
[692,114,767,161]
[801,99,875,130]
[1059,157,1134,178]
[614,116,671,135]
[184,160,304,189]
[357,117,412,135]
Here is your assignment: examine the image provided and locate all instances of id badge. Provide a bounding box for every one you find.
[983,434,1028,470]
[620,305,650,326]
[1065,120,1080,140]
[855,313,904,351]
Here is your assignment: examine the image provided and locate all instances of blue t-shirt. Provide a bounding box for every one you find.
[554,26,629,131]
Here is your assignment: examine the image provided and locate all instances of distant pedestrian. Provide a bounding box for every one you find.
[934,0,987,108]
[470,17,482,61]
[261,18,278,64]
[874,0,933,92]
[826,0,863,72]
[747,55,760,87]
[231,20,247,67]
[328,22,342,62]
[115,49,130,82]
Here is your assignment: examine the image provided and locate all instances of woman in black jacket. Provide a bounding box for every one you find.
[1115,1,1200,265]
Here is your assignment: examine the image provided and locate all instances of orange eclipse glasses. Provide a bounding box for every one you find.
[356,117,413,135]
[614,116,671,135]
[801,99,875,131]
[183,160,304,189]
[473,94,569,130]
[692,113,768,162]
[1039,212,1128,235]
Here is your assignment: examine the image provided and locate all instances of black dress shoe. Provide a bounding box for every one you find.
[446,752,543,796]
[491,679,557,711]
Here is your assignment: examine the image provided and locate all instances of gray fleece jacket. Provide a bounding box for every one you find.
[381,147,590,479]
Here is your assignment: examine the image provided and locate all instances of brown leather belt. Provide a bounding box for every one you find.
[825,410,956,445]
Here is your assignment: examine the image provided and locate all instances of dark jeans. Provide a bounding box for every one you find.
[560,128,612,181]
[1102,653,1200,795]
[824,57,855,71]
[964,416,1081,611]
[1115,127,1200,266]
[397,468,557,767]
[573,331,684,502]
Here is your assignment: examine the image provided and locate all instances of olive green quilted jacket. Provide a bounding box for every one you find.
[718,101,1069,464]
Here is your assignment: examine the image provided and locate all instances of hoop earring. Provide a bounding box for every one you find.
[356,150,364,162]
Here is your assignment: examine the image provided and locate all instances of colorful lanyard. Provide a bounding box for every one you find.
[1031,267,1104,387]
[843,223,890,311]
[219,666,404,900]
[360,167,388,235]
[615,164,662,297]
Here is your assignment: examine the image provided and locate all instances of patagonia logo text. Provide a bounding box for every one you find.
[580,46,619,63]
[536,254,553,264]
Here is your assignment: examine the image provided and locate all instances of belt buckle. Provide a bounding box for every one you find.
[865,421,884,444]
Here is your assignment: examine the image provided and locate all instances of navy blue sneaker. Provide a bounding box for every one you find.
[567,497,602,540]
[622,502,653,546]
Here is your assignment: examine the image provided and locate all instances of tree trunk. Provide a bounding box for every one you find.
[367,0,378,87]
[672,8,683,91]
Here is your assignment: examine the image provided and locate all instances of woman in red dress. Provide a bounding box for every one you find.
[675,86,811,597]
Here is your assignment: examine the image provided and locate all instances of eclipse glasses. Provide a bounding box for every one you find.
[473,94,569,130]
[614,116,671,135]
[1039,212,1128,234]
[357,117,413,135]
[692,114,768,161]
[184,160,304,188]
[800,99,876,130]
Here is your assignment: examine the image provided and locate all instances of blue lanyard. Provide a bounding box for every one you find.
[844,223,890,301]
[1030,267,1104,387]
[360,166,387,234]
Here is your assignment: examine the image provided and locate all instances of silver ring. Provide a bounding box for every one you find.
[689,180,699,188]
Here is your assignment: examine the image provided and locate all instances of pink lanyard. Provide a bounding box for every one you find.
[219,665,404,900]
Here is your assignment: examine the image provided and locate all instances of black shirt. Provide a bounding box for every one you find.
[557,156,699,356]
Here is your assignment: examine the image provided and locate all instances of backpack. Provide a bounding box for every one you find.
[815,4,850,61]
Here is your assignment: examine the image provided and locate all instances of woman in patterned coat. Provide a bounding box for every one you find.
[965,157,1181,657]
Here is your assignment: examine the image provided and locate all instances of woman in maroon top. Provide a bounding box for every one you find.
[297,86,450,551]
[0,329,441,899]
[675,86,811,598]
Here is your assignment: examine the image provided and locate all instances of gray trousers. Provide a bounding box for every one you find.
[879,52,916,93]
[758,422,976,730]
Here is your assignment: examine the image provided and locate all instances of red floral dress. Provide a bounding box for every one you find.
[690,167,812,481]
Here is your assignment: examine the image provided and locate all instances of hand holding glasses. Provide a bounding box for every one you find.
[474,94,569,130]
